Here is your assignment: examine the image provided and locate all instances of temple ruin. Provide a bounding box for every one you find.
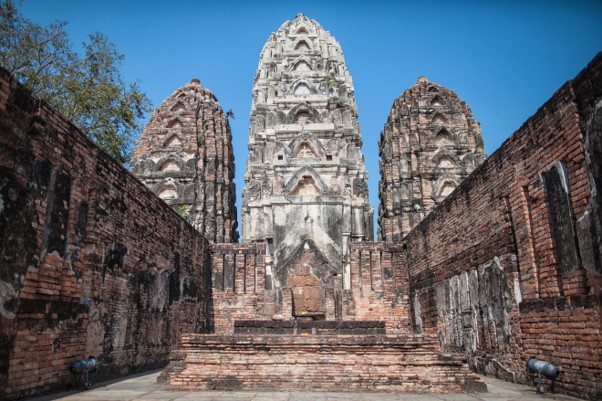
[0,12,601,401]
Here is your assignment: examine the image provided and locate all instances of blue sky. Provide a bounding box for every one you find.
[18,0,602,236]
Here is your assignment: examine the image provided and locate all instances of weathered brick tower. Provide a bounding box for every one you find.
[378,77,486,241]
[241,14,374,295]
[132,79,238,243]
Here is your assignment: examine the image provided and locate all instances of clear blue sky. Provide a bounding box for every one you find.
[18,0,602,236]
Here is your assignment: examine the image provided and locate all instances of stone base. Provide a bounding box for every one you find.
[162,334,487,393]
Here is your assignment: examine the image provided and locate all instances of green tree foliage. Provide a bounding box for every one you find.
[0,0,151,163]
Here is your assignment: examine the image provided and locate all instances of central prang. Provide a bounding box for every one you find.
[241,14,374,301]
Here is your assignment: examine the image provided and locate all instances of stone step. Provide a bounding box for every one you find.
[161,334,487,393]
[233,320,386,335]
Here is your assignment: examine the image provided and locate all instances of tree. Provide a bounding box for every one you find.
[0,0,151,164]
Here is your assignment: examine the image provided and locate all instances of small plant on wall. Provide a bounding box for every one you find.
[174,204,192,222]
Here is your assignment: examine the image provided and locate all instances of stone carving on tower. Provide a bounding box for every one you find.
[132,79,238,243]
[378,77,486,241]
[242,14,374,291]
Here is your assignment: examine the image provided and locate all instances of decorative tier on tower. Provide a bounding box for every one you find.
[132,79,238,243]
[242,13,374,292]
[378,77,486,241]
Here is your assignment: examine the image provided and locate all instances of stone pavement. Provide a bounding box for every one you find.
[28,370,580,401]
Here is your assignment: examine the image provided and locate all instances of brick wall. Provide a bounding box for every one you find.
[210,242,412,334]
[0,67,211,399]
[346,242,411,333]
[405,53,602,399]
[209,243,267,333]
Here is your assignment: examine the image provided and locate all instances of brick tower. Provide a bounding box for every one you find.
[132,79,238,243]
[378,77,486,241]
[241,13,374,294]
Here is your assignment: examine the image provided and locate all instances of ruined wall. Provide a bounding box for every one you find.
[209,243,268,333]
[405,54,602,399]
[345,242,411,333]
[0,67,211,399]
[210,242,411,334]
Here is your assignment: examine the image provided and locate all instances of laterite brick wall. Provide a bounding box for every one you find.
[405,54,602,399]
[0,67,211,399]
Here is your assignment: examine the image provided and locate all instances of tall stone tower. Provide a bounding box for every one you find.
[132,79,238,243]
[378,77,486,241]
[242,14,373,291]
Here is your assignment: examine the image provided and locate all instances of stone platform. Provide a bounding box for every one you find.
[161,334,486,393]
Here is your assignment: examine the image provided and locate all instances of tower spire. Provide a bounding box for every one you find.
[242,15,374,291]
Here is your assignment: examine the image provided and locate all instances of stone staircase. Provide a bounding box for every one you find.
[161,332,486,393]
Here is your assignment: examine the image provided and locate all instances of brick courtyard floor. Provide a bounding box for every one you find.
[28,370,580,401]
